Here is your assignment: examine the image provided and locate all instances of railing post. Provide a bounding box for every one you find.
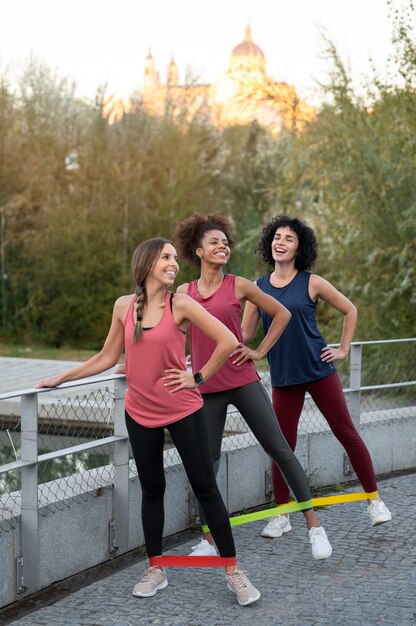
[20,393,39,593]
[112,377,129,554]
[349,344,362,430]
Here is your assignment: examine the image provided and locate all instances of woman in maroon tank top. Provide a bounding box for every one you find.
[36,237,261,607]
[175,214,333,561]
[243,215,392,537]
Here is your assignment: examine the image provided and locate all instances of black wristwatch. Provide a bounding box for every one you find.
[193,372,205,386]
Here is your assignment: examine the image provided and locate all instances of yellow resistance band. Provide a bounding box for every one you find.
[201,491,379,532]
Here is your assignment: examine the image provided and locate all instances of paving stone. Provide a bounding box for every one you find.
[4,472,415,626]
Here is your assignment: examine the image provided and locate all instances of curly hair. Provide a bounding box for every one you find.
[174,213,235,267]
[256,215,318,270]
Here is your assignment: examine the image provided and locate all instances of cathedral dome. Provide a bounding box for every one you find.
[231,25,264,58]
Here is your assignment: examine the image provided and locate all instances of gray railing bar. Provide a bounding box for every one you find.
[38,436,127,463]
[0,374,126,401]
[0,459,34,474]
[342,381,416,393]
[112,377,129,554]
[0,437,129,471]
[326,338,415,348]
[351,338,416,346]
[349,344,362,429]
[20,393,39,593]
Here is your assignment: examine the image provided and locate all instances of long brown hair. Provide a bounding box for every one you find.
[130,238,173,342]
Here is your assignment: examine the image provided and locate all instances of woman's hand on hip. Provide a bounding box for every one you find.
[163,369,197,393]
[231,343,260,365]
[321,346,348,362]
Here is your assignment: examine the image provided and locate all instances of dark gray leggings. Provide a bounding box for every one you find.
[199,380,312,525]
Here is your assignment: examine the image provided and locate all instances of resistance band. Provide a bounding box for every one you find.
[203,491,379,531]
[229,490,379,527]
[151,491,378,567]
[150,555,236,568]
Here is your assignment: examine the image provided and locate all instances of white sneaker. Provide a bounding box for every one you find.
[308,526,332,560]
[189,538,217,556]
[261,514,292,538]
[367,499,392,526]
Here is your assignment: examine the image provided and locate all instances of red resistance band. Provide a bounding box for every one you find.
[149,555,237,568]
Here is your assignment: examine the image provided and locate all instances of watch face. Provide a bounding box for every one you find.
[194,372,204,385]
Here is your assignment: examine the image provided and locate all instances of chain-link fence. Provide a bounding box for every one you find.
[220,340,416,440]
[37,387,115,513]
[0,387,117,531]
[0,409,21,531]
[0,339,415,536]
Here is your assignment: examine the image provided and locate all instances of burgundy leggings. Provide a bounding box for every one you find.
[271,372,377,504]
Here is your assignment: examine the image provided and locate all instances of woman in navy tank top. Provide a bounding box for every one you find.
[175,213,333,561]
[242,215,391,539]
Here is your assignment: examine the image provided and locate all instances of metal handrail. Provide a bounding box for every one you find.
[0,338,414,596]
[0,375,129,595]
[350,338,416,345]
[0,373,125,401]
[343,380,416,393]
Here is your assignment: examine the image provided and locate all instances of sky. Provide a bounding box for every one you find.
[0,0,409,104]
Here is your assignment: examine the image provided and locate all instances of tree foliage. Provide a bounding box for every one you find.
[0,2,414,348]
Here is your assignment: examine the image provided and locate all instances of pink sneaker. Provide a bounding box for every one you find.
[226,569,261,606]
[132,566,168,597]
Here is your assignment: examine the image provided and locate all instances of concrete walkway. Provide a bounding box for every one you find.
[2,472,415,626]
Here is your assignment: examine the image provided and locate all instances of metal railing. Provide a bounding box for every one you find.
[0,338,415,596]
[0,375,129,595]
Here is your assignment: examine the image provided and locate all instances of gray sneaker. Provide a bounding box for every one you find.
[226,569,261,606]
[132,566,168,597]
[261,514,292,538]
[367,499,392,526]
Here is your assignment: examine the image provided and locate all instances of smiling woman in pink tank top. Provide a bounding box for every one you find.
[36,237,261,607]
[175,213,333,562]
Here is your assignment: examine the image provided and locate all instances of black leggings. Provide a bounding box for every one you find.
[199,380,312,525]
[126,409,236,557]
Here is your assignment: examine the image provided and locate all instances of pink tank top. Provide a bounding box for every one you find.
[124,291,203,427]
[187,274,259,393]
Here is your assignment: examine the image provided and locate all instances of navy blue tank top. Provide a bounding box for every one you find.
[256,271,335,387]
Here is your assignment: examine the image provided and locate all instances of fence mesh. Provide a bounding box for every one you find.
[37,387,115,513]
[0,412,21,531]
[0,340,415,533]
[358,342,416,426]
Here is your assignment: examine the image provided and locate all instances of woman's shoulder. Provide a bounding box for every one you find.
[171,291,194,308]
[234,274,260,295]
[115,293,135,307]
[176,282,190,294]
[113,294,135,318]
[308,273,326,289]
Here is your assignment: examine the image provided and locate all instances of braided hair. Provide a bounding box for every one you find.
[130,238,173,342]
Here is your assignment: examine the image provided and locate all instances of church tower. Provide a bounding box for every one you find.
[143,49,158,94]
[167,57,178,86]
